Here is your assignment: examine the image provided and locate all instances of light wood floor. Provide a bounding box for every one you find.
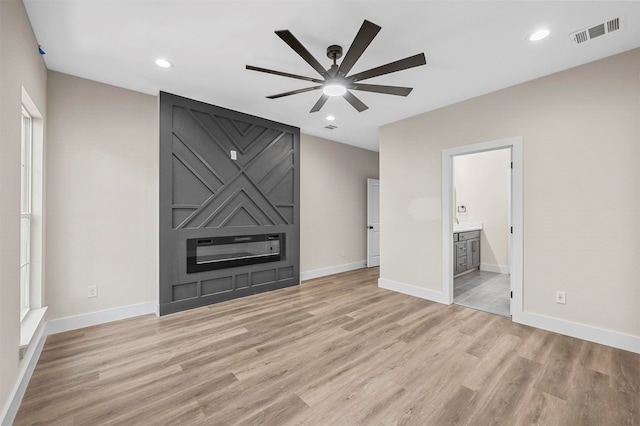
[15,267,639,425]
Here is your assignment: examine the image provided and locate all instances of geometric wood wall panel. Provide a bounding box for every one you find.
[159,92,300,315]
[170,105,295,230]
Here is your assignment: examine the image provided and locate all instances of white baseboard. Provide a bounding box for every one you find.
[45,301,158,335]
[301,261,366,281]
[378,278,448,304]
[1,322,47,426]
[480,263,509,274]
[517,312,640,354]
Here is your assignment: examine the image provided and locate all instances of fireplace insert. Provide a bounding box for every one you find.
[186,233,284,273]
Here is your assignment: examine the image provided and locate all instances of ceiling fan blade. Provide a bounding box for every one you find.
[275,30,328,78]
[338,20,381,77]
[246,65,324,84]
[348,53,427,82]
[343,91,369,112]
[310,94,329,113]
[351,83,413,96]
[267,86,322,99]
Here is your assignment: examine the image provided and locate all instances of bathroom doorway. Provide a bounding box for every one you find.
[441,137,523,321]
[452,148,511,316]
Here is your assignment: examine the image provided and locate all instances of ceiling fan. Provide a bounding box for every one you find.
[246,20,427,113]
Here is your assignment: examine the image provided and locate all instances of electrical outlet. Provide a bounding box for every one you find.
[555,291,566,304]
[88,285,98,298]
[341,249,345,258]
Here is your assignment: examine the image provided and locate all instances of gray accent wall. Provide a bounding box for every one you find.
[159,92,300,315]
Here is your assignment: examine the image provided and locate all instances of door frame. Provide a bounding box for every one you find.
[441,136,523,322]
[367,178,380,267]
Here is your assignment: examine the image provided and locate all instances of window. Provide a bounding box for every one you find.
[20,106,33,320]
[20,87,47,348]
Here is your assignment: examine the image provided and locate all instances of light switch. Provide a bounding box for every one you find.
[230,150,237,160]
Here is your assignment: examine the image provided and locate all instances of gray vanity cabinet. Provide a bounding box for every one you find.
[467,238,480,269]
[454,230,480,275]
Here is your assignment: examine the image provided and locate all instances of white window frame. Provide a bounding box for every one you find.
[20,106,33,321]
[20,87,47,348]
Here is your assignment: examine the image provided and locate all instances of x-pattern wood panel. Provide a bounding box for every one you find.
[171,106,295,230]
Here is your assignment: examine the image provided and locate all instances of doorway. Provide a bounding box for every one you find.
[452,148,510,316]
[367,178,380,267]
[441,137,523,322]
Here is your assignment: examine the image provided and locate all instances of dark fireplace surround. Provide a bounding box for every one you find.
[159,92,300,315]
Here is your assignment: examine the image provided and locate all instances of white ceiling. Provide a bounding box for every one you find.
[24,1,640,151]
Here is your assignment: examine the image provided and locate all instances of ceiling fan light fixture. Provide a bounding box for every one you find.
[323,83,347,97]
[246,20,427,113]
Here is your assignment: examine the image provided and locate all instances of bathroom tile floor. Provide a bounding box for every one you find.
[454,270,510,317]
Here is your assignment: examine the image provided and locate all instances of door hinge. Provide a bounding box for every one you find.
[510,226,513,234]
[510,291,513,298]
[510,161,513,169]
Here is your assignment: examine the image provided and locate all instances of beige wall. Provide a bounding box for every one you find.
[300,134,379,275]
[0,0,48,416]
[45,71,158,319]
[454,149,510,270]
[45,78,376,319]
[380,48,640,337]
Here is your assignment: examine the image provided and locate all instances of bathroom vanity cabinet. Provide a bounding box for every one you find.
[454,230,480,275]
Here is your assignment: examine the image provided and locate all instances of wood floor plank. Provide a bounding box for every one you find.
[517,327,557,364]
[608,347,640,425]
[462,333,522,391]
[295,339,409,407]
[295,374,406,426]
[561,367,612,426]
[535,335,585,400]
[512,390,566,426]
[578,341,613,377]
[102,373,236,425]
[462,314,510,359]
[467,356,543,425]
[234,393,310,426]
[14,267,640,425]
[428,385,479,425]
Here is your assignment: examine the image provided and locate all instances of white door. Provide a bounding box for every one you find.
[367,178,380,267]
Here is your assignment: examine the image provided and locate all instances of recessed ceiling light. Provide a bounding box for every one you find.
[326,115,336,121]
[155,58,173,68]
[529,29,550,41]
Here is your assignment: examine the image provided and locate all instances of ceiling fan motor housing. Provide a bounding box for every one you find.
[326,45,343,60]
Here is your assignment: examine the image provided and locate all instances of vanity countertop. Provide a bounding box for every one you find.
[453,222,483,233]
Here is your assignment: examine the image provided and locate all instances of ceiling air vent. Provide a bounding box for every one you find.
[570,17,624,45]
[324,125,338,130]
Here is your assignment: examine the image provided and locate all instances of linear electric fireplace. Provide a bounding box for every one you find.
[187,234,284,273]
